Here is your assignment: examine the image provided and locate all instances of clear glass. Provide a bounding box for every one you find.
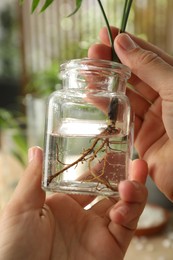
[42,58,133,197]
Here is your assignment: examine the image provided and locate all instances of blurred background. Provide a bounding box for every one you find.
[0,0,173,208]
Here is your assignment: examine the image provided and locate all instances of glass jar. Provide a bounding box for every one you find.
[42,58,133,197]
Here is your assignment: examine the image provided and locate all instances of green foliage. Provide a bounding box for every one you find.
[19,0,55,12]
[40,0,54,13]
[31,0,40,13]
[20,0,133,62]
[0,109,27,166]
[26,62,61,96]
[12,132,28,165]
[0,109,19,129]
[67,0,82,17]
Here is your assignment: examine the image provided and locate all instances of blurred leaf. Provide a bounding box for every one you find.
[41,0,54,12]
[0,108,27,166]
[0,109,18,129]
[26,62,61,96]
[13,133,28,166]
[31,0,41,13]
[67,0,83,17]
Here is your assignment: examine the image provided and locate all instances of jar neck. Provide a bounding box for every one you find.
[60,58,131,93]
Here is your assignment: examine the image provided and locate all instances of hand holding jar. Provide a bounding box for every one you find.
[89,27,173,202]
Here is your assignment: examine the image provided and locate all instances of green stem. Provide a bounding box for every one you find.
[120,0,133,33]
[97,0,120,62]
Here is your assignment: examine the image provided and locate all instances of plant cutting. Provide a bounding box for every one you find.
[20,0,133,197]
[20,0,133,62]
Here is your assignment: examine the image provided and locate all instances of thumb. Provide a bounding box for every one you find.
[114,33,173,100]
[9,146,45,211]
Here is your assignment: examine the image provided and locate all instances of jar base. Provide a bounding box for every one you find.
[42,180,120,198]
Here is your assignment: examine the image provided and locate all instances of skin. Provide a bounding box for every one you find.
[88,27,173,201]
[0,146,148,260]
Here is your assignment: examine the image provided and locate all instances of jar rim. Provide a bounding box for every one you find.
[60,58,131,80]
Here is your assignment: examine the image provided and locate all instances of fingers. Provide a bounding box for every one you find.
[99,27,173,67]
[114,33,173,101]
[108,160,148,255]
[88,43,112,61]
[110,180,147,226]
[89,27,173,104]
[127,74,159,104]
[109,181,147,254]
[129,159,148,184]
[114,33,173,141]
[8,147,45,211]
[90,27,173,102]
[99,27,119,46]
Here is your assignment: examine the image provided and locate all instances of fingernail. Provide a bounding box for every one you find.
[132,181,140,190]
[28,146,41,162]
[117,34,137,51]
[28,147,36,162]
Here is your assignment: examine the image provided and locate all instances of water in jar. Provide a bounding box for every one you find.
[42,118,130,197]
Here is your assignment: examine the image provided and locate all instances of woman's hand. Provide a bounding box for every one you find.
[0,146,147,260]
[88,27,173,201]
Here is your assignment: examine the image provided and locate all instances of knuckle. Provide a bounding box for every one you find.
[137,49,159,66]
